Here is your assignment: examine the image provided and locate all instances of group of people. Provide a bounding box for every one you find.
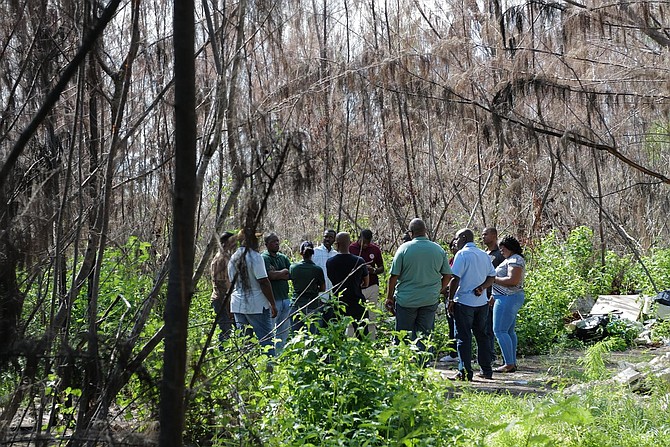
[444,228,525,380]
[210,220,526,381]
[209,228,384,355]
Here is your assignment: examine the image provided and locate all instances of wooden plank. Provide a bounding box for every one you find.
[590,295,643,321]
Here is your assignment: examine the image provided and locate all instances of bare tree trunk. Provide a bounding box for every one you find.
[159,0,197,443]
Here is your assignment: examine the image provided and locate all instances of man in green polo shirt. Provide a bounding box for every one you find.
[385,218,452,355]
[262,232,292,353]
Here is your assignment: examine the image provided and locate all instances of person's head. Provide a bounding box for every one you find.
[335,231,351,254]
[300,240,315,259]
[408,218,427,238]
[359,229,373,250]
[322,229,336,249]
[402,231,412,243]
[481,227,499,250]
[264,232,280,254]
[498,235,523,259]
[455,228,474,249]
[449,237,459,255]
[239,229,260,251]
[219,231,237,251]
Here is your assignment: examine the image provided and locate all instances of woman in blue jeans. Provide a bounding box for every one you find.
[491,236,526,373]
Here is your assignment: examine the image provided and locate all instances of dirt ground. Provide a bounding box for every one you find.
[432,344,670,396]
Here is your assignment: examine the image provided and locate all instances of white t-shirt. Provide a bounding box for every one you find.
[228,247,270,314]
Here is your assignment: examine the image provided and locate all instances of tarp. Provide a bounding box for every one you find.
[590,295,643,321]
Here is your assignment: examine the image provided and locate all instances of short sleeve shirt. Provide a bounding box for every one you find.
[450,242,496,307]
[350,242,384,286]
[326,253,368,306]
[290,260,325,308]
[389,236,452,308]
[313,244,338,293]
[262,251,291,300]
[228,247,270,314]
[492,254,526,296]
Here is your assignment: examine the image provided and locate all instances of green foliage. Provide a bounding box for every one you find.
[577,339,616,381]
[252,318,463,446]
[518,227,666,355]
[519,229,591,355]
[627,248,670,295]
[480,395,594,447]
[572,385,670,446]
[650,318,670,343]
[604,318,641,350]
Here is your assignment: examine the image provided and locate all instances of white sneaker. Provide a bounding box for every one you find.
[439,355,459,363]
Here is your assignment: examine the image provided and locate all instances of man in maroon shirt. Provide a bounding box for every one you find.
[350,229,385,339]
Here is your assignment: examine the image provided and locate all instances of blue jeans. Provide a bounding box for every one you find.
[235,308,275,356]
[453,302,492,376]
[273,299,292,353]
[485,304,497,361]
[493,291,525,365]
[395,302,438,352]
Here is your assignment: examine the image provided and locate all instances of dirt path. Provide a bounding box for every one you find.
[433,344,670,396]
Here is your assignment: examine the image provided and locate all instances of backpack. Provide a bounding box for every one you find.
[653,290,670,307]
[568,314,610,342]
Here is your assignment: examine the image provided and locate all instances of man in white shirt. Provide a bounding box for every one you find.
[447,228,496,381]
[312,229,338,291]
[312,228,338,323]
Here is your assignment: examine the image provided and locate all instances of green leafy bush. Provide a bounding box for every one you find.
[253,317,463,446]
[517,227,664,355]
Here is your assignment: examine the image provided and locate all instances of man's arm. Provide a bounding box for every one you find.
[372,248,385,275]
[474,276,495,296]
[440,273,452,297]
[447,275,460,316]
[258,277,278,318]
[385,274,398,315]
[267,269,290,280]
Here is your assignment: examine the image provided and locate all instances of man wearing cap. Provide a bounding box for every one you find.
[290,241,326,333]
[229,233,278,355]
[211,231,239,343]
[262,232,292,352]
[350,229,385,339]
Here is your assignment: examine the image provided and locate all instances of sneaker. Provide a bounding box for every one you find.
[439,354,459,363]
[448,371,473,382]
[476,372,493,380]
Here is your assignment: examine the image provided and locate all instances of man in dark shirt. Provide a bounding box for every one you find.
[350,229,384,339]
[482,227,505,364]
[327,232,369,337]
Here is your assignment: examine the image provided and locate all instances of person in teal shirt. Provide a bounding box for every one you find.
[385,218,452,354]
